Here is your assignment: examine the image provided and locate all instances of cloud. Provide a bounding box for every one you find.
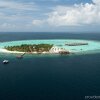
[93,0,100,5]
[0,1,37,11]
[32,20,44,26]
[0,0,38,31]
[0,23,15,28]
[0,0,100,32]
[45,0,100,26]
[34,0,59,2]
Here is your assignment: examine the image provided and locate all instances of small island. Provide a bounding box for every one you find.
[0,39,100,55]
[4,44,70,54]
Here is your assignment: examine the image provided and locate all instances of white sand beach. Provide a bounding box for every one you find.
[0,48,25,54]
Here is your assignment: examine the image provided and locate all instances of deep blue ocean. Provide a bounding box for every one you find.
[0,32,100,100]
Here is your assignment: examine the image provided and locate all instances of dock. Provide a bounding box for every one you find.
[16,53,26,58]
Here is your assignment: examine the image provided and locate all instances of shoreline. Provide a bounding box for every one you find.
[0,39,100,54]
[0,48,66,54]
[1,48,100,56]
[0,48,25,54]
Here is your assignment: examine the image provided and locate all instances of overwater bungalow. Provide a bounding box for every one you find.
[65,42,88,46]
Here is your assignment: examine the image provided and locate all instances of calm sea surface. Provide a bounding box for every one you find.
[0,32,100,100]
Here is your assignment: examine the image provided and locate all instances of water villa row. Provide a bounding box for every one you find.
[65,42,88,46]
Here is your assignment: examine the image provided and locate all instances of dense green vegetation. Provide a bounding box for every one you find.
[5,44,53,52]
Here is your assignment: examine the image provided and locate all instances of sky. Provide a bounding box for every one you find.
[0,0,100,32]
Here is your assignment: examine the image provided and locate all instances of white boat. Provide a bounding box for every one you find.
[3,60,9,64]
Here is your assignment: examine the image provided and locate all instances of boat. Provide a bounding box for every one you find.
[3,60,9,64]
[59,51,70,55]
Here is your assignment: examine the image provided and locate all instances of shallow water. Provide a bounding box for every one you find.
[1,39,100,53]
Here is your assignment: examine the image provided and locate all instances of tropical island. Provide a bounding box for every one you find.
[0,39,100,55]
[4,44,70,54]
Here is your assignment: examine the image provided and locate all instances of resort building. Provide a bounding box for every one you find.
[49,46,66,53]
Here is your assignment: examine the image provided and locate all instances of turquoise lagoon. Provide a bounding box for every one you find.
[0,39,100,54]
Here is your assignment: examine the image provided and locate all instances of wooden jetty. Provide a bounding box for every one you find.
[16,53,26,59]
